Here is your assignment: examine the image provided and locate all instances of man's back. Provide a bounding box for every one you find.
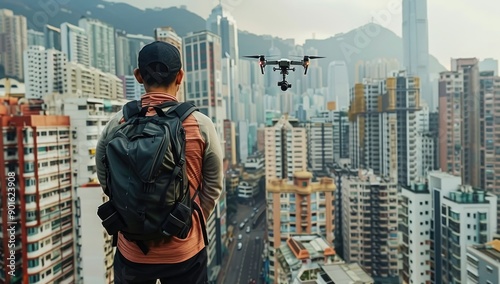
[96,93,223,264]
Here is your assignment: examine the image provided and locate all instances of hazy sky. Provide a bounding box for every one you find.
[115,0,500,70]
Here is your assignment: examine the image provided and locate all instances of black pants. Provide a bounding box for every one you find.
[113,248,208,284]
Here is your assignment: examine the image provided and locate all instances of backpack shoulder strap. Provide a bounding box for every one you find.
[166,102,198,122]
[122,100,141,121]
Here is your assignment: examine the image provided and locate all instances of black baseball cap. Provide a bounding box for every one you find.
[138,41,181,80]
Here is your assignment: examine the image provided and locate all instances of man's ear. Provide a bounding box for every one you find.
[133,68,144,84]
[175,69,184,85]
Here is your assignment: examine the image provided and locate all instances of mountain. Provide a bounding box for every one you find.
[1,0,447,85]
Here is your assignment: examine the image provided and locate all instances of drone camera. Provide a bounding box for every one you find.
[278,81,292,91]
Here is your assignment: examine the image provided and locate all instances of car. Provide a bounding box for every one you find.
[244,218,249,223]
[239,222,245,229]
[246,226,251,233]
[253,207,258,212]
[238,234,242,240]
[251,212,255,218]
[237,242,242,250]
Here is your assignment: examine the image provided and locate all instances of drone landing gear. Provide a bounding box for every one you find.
[278,81,291,91]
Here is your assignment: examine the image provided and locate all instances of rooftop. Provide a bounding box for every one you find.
[471,240,500,263]
[319,262,374,284]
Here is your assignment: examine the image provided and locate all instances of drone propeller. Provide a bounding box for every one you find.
[244,55,269,74]
[306,56,325,59]
[243,55,266,59]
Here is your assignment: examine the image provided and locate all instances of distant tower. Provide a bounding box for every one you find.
[327,61,349,110]
[403,0,432,108]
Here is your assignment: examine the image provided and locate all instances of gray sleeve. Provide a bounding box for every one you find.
[96,111,122,194]
[200,118,224,218]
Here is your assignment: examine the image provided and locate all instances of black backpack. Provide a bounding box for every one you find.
[97,100,208,254]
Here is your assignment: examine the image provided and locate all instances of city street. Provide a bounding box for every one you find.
[221,200,266,284]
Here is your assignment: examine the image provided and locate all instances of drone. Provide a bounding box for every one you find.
[243,54,325,91]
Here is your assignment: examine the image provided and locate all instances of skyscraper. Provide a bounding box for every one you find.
[402,0,432,109]
[206,3,239,65]
[78,17,116,74]
[207,3,239,121]
[0,9,27,80]
[60,23,90,67]
[327,61,350,110]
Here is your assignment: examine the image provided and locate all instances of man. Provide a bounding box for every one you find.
[96,41,223,284]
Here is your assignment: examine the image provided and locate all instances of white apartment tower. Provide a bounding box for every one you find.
[264,114,308,182]
[78,17,116,74]
[399,181,432,284]
[429,171,497,284]
[0,9,27,81]
[60,23,90,67]
[24,46,67,99]
[341,169,399,282]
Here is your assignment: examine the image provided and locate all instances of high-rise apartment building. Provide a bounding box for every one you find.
[264,114,307,182]
[341,169,399,283]
[0,109,74,284]
[24,46,67,99]
[429,171,497,284]
[399,181,432,284]
[330,110,349,163]
[78,17,116,74]
[438,70,464,176]
[0,9,27,80]
[402,0,432,109]
[223,119,236,165]
[452,58,481,188]
[349,72,421,186]
[44,94,127,284]
[66,61,123,100]
[266,172,335,283]
[183,31,225,137]
[479,70,500,233]
[114,31,132,77]
[306,120,334,173]
[60,23,90,67]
